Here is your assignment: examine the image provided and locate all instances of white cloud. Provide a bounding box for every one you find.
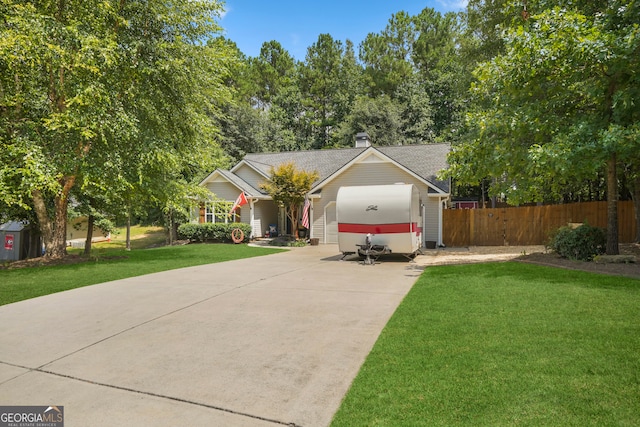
[436,0,468,11]
[219,5,229,19]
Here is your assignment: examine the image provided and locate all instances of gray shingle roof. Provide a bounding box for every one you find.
[377,144,451,192]
[241,147,366,184]
[216,170,264,197]
[239,144,451,193]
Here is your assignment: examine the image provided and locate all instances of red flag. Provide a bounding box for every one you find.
[229,191,248,215]
[301,197,310,229]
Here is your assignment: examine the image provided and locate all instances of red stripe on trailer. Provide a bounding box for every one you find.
[338,223,418,234]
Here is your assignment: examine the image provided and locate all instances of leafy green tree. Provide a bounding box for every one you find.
[359,8,466,140]
[216,39,306,155]
[413,8,469,139]
[333,40,364,131]
[268,87,311,151]
[0,0,231,258]
[413,9,461,77]
[394,78,434,144]
[218,103,265,161]
[1,0,128,258]
[259,111,298,153]
[299,34,359,148]
[212,37,255,105]
[360,11,417,97]
[447,5,640,254]
[462,0,617,62]
[218,100,301,160]
[260,162,319,239]
[335,77,433,147]
[334,96,403,146]
[463,0,513,62]
[251,40,297,110]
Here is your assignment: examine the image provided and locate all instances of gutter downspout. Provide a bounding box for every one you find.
[309,199,313,239]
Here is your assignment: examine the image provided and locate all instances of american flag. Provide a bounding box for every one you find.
[301,197,310,229]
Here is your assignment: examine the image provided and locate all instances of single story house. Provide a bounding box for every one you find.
[198,135,451,246]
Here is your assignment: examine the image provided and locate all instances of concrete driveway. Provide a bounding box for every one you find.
[0,245,422,426]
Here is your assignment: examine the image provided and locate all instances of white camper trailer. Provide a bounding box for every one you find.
[336,184,422,258]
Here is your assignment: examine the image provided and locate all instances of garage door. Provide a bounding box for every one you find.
[325,202,337,244]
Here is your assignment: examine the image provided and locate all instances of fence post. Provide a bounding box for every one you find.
[469,209,475,246]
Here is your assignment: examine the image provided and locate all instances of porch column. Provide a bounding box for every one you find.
[249,199,256,238]
[438,198,447,246]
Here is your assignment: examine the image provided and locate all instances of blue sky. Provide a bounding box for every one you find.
[219,1,468,60]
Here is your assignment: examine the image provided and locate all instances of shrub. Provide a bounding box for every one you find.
[268,236,307,247]
[177,223,251,243]
[176,223,202,242]
[548,223,606,261]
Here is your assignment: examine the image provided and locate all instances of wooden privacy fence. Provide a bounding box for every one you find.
[443,201,637,247]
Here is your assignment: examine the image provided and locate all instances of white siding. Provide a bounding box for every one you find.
[423,197,441,243]
[309,200,321,240]
[251,219,262,238]
[238,206,250,224]
[205,180,242,200]
[234,164,267,191]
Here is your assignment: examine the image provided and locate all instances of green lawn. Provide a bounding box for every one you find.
[0,243,284,306]
[95,225,167,250]
[331,262,640,427]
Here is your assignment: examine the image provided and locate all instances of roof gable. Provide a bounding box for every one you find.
[230,159,270,179]
[199,169,263,197]
[312,145,450,194]
[358,150,388,163]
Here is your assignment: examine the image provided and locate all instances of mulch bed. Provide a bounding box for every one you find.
[516,243,640,279]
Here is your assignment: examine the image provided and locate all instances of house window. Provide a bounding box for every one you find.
[205,202,239,223]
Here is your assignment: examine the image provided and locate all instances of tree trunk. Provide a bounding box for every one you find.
[166,210,174,245]
[125,212,131,251]
[634,175,640,243]
[31,177,75,259]
[606,154,619,255]
[83,214,94,256]
[31,190,53,255]
[289,204,299,239]
[172,221,179,243]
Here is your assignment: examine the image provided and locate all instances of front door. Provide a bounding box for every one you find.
[325,202,337,244]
